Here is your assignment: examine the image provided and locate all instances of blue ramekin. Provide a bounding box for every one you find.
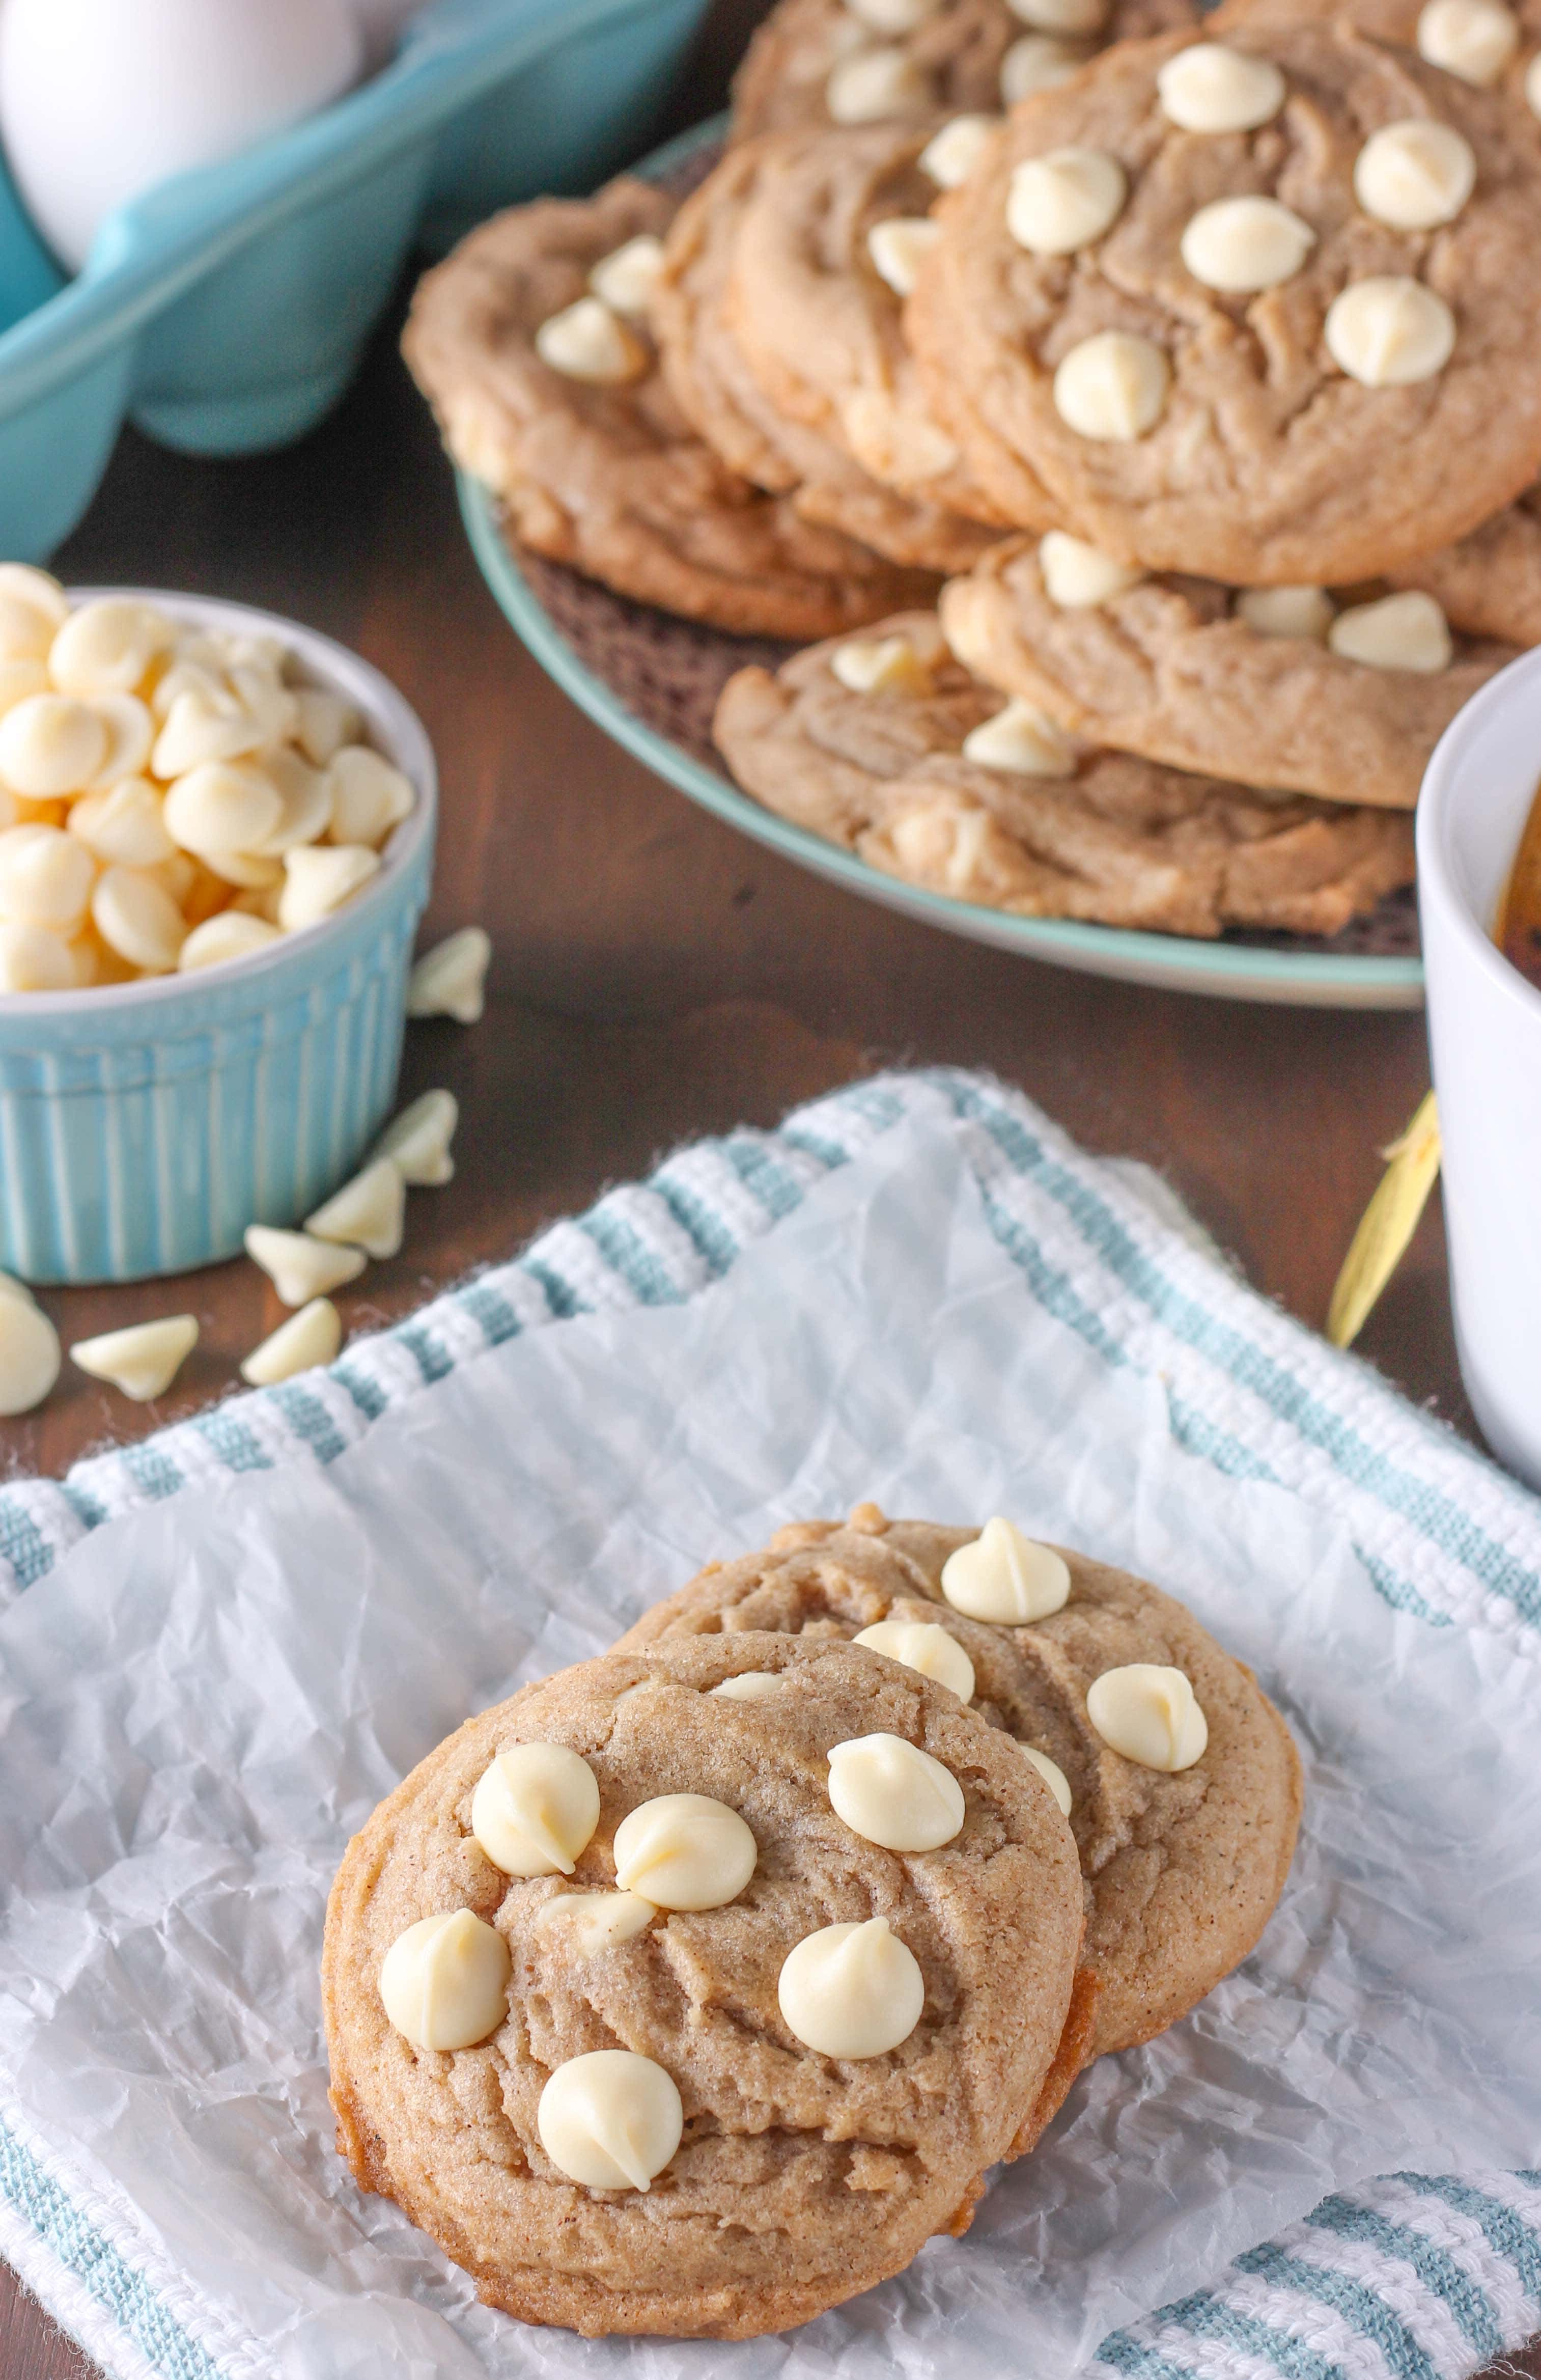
[0,590,436,1284]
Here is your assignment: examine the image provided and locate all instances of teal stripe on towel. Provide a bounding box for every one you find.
[1307,2195,1501,2359]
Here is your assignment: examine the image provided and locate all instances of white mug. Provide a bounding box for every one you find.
[1418,647,1541,1488]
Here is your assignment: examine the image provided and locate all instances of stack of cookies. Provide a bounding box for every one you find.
[324,1507,1302,2338]
[405,0,1541,943]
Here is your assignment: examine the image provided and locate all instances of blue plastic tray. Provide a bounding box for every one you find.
[0,0,709,561]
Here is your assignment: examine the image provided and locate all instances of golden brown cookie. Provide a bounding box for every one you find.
[402,176,938,638]
[714,608,1415,934]
[652,139,1000,573]
[940,536,1517,808]
[1390,480,1541,643]
[906,19,1541,583]
[1215,0,1541,121]
[614,1510,1303,2063]
[325,1632,1085,2340]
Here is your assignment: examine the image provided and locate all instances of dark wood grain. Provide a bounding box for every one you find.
[1,4,1529,2371]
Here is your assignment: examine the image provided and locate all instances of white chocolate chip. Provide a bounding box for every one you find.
[163,762,283,858]
[1180,195,1315,292]
[1324,275,1454,387]
[866,215,943,297]
[407,926,491,1022]
[830,634,936,697]
[961,700,1078,777]
[326,745,414,848]
[379,1908,511,2052]
[1010,0,1108,28]
[777,1917,925,2057]
[0,1288,60,1412]
[1329,589,1452,672]
[612,1792,757,1908]
[152,687,266,777]
[847,0,939,27]
[1417,0,1517,81]
[1157,43,1285,132]
[827,44,933,121]
[538,2050,682,2191]
[1527,46,1541,114]
[534,297,649,385]
[0,920,75,993]
[826,1732,965,1850]
[91,867,186,975]
[0,825,95,930]
[708,1671,787,1700]
[292,686,363,768]
[471,1744,601,1877]
[0,567,66,665]
[1000,33,1085,102]
[70,1314,197,1402]
[1086,1663,1208,1770]
[305,1156,405,1259]
[239,1295,343,1386]
[243,1224,366,1306]
[919,114,997,188]
[249,748,333,855]
[1354,119,1476,231]
[853,1619,975,1701]
[82,696,154,794]
[372,1088,458,1186]
[941,1517,1072,1622]
[535,1891,655,1956]
[1039,529,1145,607]
[49,599,173,698]
[0,660,48,721]
[0,695,108,799]
[840,388,960,483]
[277,842,381,932]
[201,848,285,892]
[1007,147,1126,256]
[1236,585,1335,641]
[1021,1742,1073,1814]
[589,234,666,317]
[1053,330,1170,440]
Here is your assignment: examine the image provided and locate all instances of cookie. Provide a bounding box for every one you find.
[940,536,1517,808]
[714,607,1415,934]
[402,177,938,640]
[732,0,1197,143]
[1390,480,1541,643]
[325,1632,1085,2339]
[651,139,1000,574]
[906,20,1541,583]
[614,1510,1303,2063]
[1216,0,1541,120]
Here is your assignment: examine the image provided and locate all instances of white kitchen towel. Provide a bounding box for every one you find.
[1,1066,1538,2380]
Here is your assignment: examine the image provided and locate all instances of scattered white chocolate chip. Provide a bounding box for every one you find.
[1324,276,1455,387]
[961,700,1077,777]
[1417,0,1517,82]
[709,1671,787,1701]
[70,1314,197,1402]
[305,1156,405,1260]
[1236,585,1335,642]
[277,842,380,933]
[1039,529,1145,608]
[941,1518,1071,1623]
[1158,42,1284,132]
[612,1792,757,1909]
[293,686,363,768]
[407,926,491,1022]
[867,216,943,297]
[1353,119,1476,231]
[826,1733,965,1850]
[1180,195,1314,293]
[778,1917,925,2057]
[827,44,933,121]
[538,2050,682,2191]
[0,825,95,930]
[49,600,172,699]
[372,1088,458,1187]
[1085,1663,1208,1770]
[831,633,936,696]
[1021,1742,1073,1814]
[0,695,108,799]
[1008,0,1108,32]
[0,919,75,992]
[919,114,997,188]
[1008,147,1126,256]
[1000,33,1085,102]
[326,745,414,848]
[471,1743,601,1876]
[379,1908,511,2052]
[853,1619,975,1701]
[243,1224,366,1307]
[848,0,939,27]
[239,1295,342,1386]
[1328,589,1453,673]
[1053,330,1170,440]
[0,1288,60,1413]
[535,1891,655,1956]
[177,912,284,971]
[589,234,666,317]
[534,297,649,386]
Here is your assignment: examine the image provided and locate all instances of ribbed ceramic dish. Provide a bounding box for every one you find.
[0,0,709,560]
[0,592,436,1285]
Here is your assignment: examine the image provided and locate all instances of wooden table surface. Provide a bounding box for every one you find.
[3,5,1534,2373]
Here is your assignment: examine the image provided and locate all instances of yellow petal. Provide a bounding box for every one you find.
[1326,1092,1441,1350]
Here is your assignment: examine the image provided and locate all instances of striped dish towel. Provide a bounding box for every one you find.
[1,1064,1538,2380]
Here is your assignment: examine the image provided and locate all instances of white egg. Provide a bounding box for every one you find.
[0,0,365,273]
